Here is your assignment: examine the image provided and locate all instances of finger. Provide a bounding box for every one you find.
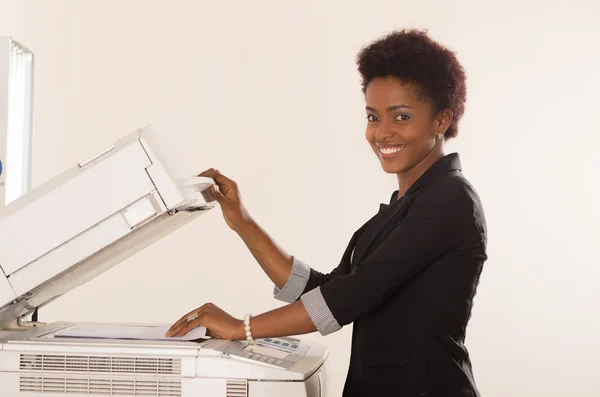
[168,315,196,337]
[166,319,188,337]
[166,317,190,336]
[166,307,205,336]
[209,185,226,204]
[198,169,236,188]
[175,314,206,337]
[167,303,212,337]
[170,308,200,330]
[198,169,223,182]
[198,169,214,178]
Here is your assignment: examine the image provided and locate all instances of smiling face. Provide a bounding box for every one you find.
[365,77,452,176]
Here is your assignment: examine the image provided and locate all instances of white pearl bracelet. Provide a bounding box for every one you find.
[244,313,256,345]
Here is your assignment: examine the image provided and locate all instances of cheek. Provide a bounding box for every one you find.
[365,126,376,143]
[404,122,434,144]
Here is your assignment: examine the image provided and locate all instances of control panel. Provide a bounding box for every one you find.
[216,337,309,369]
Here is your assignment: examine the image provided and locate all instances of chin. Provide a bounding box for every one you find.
[380,161,410,174]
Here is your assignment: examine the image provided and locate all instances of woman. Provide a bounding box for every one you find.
[167,29,487,397]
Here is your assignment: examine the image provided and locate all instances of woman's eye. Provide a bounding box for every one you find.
[366,114,378,122]
[395,114,410,121]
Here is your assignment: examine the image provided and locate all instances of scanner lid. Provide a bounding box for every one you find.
[0,126,215,328]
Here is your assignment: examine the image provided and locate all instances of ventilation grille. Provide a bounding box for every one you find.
[226,379,248,397]
[20,375,182,396]
[20,354,181,375]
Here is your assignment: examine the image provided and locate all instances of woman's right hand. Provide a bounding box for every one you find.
[199,168,252,232]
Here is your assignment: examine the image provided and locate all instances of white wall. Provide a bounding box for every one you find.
[2,1,599,396]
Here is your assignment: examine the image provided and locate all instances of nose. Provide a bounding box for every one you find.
[374,118,396,141]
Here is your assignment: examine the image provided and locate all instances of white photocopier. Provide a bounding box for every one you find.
[0,126,328,397]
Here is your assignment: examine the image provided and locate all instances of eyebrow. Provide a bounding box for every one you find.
[365,105,414,112]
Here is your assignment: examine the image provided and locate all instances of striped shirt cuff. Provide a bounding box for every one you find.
[300,287,341,336]
[273,256,311,303]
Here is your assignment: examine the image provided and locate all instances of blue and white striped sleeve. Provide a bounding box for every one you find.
[273,257,311,303]
[273,256,342,336]
[300,287,342,336]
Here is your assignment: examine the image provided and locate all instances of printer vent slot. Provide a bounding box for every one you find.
[20,375,182,396]
[226,379,248,397]
[20,354,182,375]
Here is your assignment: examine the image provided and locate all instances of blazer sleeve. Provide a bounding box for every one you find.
[310,178,471,329]
[273,253,353,303]
[273,222,366,303]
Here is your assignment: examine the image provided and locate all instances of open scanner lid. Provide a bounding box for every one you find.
[0,125,216,327]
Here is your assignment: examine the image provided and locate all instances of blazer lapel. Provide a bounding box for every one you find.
[351,194,416,267]
[348,153,463,268]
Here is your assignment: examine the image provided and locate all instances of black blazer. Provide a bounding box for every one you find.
[302,153,487,397]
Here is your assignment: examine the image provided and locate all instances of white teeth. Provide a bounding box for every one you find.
[379,146,405,154]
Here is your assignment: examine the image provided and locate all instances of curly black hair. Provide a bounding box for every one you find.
[356,29,467,139]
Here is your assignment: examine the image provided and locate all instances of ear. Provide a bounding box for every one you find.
[435,108,454,136]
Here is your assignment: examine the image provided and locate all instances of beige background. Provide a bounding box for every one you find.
[1,0,599,396]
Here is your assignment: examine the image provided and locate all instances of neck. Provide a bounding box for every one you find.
[396,143,445,198]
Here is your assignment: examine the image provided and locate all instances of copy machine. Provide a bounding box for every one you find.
[0,126,328,397]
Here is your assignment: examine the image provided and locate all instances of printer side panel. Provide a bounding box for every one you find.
[0,271,16,306]
[0,141,154,277]
[139,126,189,210]
[8,211,132,296]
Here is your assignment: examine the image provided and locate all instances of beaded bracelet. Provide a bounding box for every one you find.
[244,313,256,345]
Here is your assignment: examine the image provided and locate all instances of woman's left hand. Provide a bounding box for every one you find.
[165,303,243,340]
